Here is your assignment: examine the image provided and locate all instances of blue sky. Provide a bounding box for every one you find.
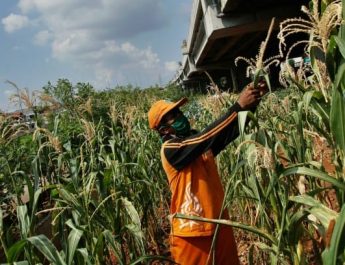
[0,0,191,111]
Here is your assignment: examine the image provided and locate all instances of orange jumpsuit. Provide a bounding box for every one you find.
[161,103,244,265]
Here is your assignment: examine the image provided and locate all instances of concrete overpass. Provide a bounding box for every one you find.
[173,0,309,91]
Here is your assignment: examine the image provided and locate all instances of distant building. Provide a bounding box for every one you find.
[173,0,309,91]
[7,108,35,129]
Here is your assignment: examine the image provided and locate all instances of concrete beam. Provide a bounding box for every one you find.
[220,0,241,12]
[211,36,243,62]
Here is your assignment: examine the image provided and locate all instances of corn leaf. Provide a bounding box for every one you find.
[27,235,66,265]
[174,213,276,244]
[326,36,337,80]
[13,260,30,265]
[58,188,84,214]
[290,195,338,229]
[0,208,2,235]
[334,36,345,59]
[330,78,345,153]
[281,166,345,190]
[103,230,124,265]
[93,232,105,264]
[122,197,143,236]
[339,0,345,42]
[333,60,345,89]
[238,111,249,141]
[65,219,83,265]
[287,210,308,245]
[0,208,8,260]
[76,248,92,265]
[7,240,29,263]
[322,204,345,265]
[17,205,30,239]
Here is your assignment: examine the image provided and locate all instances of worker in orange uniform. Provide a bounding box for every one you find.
[148,81,267,265]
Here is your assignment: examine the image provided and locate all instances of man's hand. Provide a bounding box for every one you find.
[237,81,268,109]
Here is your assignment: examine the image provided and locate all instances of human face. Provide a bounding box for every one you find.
[160,108,191,137]
[160,108,182,126]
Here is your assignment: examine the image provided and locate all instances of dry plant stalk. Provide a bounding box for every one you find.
[0,116,28,145]
[199,71,230,117]
[78,97,93,116]
[9,86,39,110]
[278,0,341,98]
[80,119,96,143]
[278,0,342,55]
[38,93,61,112]
[197,92,236,119]
[235,18,281,79]
[33,127,62,153]
[235,140,275,171]
[121,105,136,138]
[8,80,62,114]
[108,101,118,124]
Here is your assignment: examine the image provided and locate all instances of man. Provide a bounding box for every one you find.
[148,82,267,265]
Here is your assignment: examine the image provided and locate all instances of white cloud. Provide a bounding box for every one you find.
[120,43,160,69]
[9,0,180,87]
[18,0,35,13]
[165,61,179,72]
[2,13,29,33]
[33,30,52,45]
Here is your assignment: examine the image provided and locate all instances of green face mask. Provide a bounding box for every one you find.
[171,115,191,137]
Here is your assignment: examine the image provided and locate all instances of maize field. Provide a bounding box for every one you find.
[1,0,345,264]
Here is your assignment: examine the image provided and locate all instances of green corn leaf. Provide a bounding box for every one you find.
[174,213,276,244]
[0,208,8,260]
[7,240,28,263]
[238,111,249,141]
[103,230,124,265]
[23,174,34,211]
[0,208,3,235]
[58,188,84,214]
[281,166,345,190]
[70,158,79,189]
[253,69,264,88]
[326,35,337,80]
[93,233,105,264]
[76,248,92,265]
[309,98,330,132]
[122,197,142,235]
[247,244,254,265]
[121,197,145,253]
[334,36,345,59]
[65,219,83,265]
[17,205,30,239]
[31,158,40,191]
[339,0,345,40]
[30,188,42,225]
[287,210,309,246]
[290,195,338,229]
[253,242,275,253]
[27,235,67,265]
[330,78,345,153]
[263,73,272,93]
[322,204,345,265]
[246,111,259,128]
[333,59,345,89]
[13,260,30,265]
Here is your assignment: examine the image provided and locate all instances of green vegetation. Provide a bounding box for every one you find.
[1,0,345,264]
